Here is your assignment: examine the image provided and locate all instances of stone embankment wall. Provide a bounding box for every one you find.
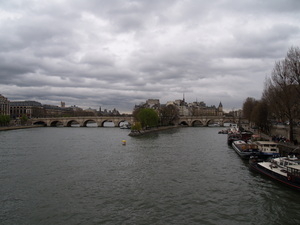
[0,125,43,131]
[129,126,179,136]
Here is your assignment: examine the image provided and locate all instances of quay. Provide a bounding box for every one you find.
[250,130,300,156]
[129,126,179,136]
[0,125,43,131]
[278,143,300,156]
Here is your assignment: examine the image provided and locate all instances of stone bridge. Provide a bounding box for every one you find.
[30,115,240,127]
[30,116,135,127]
[178,116,240,127]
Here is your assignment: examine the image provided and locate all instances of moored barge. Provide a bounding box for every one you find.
[249,155,300,191]
[232,140,259,159]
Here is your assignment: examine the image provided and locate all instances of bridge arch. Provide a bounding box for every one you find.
[206,119,224,126]
[66,120,81,127]
[82,119,98,127]
[50,120,64,127]
[178,120,189,126]
[191,120,205,127]
[32,121,47,126]
[117,119,132,127]
[223,118,239,125]
[100,119,116,127]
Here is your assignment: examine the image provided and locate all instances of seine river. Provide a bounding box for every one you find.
[1,126,300,225]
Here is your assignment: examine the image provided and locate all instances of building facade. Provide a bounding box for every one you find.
[0,94,10,115]
[10,101,44,119]
[139,98,224,117]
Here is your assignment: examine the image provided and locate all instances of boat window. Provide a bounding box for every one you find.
[287,167,300,177]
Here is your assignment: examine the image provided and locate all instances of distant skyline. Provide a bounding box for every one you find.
[1,0,300,113]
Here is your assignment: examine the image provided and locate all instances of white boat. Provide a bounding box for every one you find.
[229,124,239,133]
[250,155,300,191]
[120,124,131,129]
[255,141,280,158]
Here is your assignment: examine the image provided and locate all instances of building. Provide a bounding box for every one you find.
[10,101,43,119]
[98,107,120,116]
[146,99,160,109]
[0,94,10,115]
[134,99,161,112]
[85,108,97,116]
[140,98,224,117]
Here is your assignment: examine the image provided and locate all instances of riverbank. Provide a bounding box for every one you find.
[250,129,300,155]
[129,126,180,136]
[0,125,42,131]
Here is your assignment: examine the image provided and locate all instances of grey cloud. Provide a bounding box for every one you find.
[1,0,300,112]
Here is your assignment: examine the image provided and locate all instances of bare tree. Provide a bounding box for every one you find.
[159,104,179,126]
[242,97,258,122]
[286,46,300,95]
[263,59,299,141]
[251,100,270,133]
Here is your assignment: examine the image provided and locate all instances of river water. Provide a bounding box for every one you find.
[1,127,300,225]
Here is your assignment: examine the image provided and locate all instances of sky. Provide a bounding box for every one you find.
[1,0,300,113]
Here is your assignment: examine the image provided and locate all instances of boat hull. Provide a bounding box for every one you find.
[250,162,300,191]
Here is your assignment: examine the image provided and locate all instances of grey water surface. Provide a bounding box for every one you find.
[1,127,299,225]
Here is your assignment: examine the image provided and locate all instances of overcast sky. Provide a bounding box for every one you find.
[1,0,300,113]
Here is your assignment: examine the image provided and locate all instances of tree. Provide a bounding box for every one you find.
[159,104,179,126]
[263,58,299,141]
[242,97,258,122]
[286,46,300,96]
[132,107,141,122]
[20,114,28,125]
[0,115,10,126]
[136,108,159,128]
[131,122,142,131]
[251,100,270,133]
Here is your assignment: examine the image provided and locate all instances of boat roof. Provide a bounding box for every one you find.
[259,162,287,176]
[256,141,278,145]
[233,140,246,144]
[287,164,300,170]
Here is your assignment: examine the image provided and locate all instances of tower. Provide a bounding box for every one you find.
[218,102,223,115]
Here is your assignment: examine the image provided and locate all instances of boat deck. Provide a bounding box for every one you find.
[258,162,287,177]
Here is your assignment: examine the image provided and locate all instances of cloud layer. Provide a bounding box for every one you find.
[1,0,300,112]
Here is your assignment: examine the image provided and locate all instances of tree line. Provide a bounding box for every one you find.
[0,115,10,126]
[131,104,180,130]
[243,46,300,141]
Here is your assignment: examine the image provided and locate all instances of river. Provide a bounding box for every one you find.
[1,127,300,225]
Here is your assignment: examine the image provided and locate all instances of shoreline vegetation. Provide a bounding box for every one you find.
[128,126,180,136]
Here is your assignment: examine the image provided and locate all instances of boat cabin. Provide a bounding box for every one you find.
[255,141,279,155]
[287,164,300,181]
